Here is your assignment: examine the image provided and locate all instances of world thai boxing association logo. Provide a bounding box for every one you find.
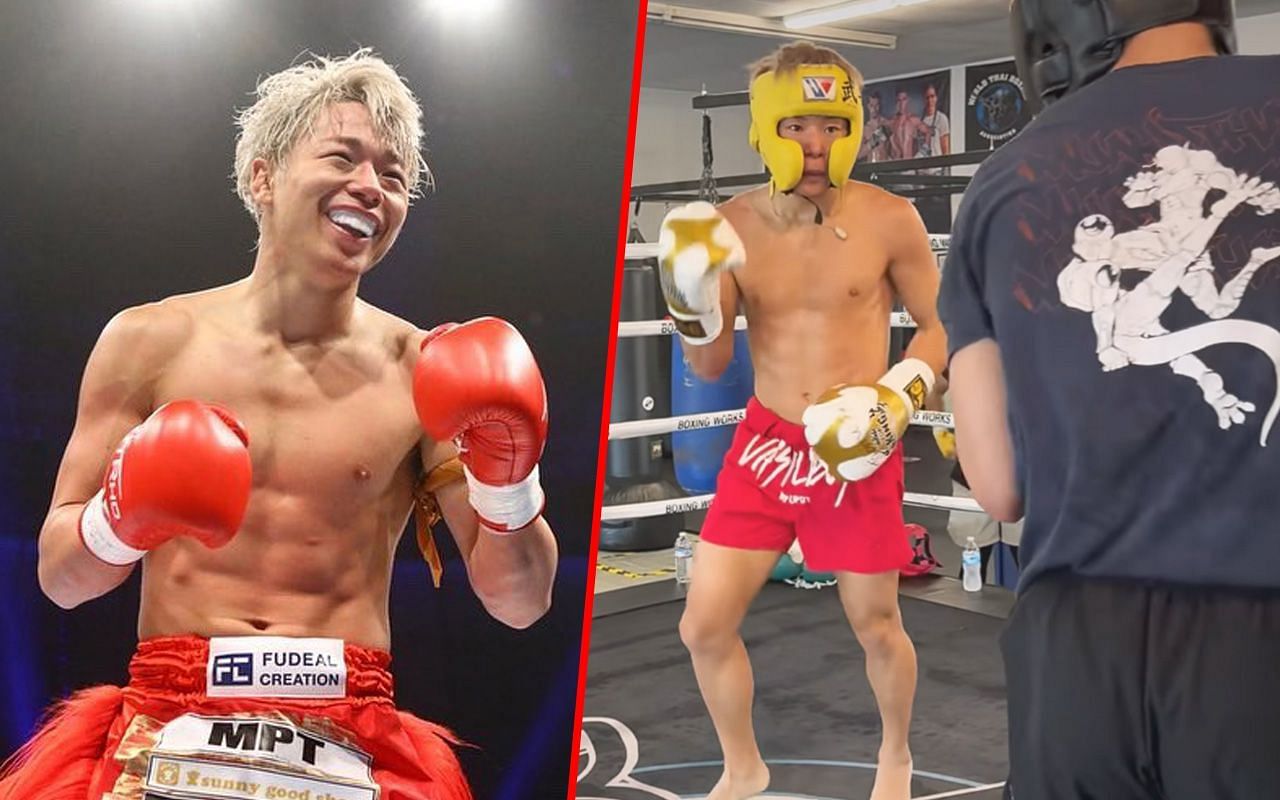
[967,71,1027,146]
[211,653,254,687]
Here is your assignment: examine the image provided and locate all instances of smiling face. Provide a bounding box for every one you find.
[251,102,410,281]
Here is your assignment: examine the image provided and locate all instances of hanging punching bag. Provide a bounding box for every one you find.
[600,254,684,552]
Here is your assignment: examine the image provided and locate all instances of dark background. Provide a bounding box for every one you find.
[0,1,638,797]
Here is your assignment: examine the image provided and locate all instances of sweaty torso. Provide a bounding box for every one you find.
[136,283,428,649]
[720,182,896,423]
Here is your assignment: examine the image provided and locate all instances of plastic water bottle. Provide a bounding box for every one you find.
[674,532,693,585]
[962,537,982,592]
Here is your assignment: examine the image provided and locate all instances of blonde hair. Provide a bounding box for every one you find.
[233,48,430,222]
[748,41,864,91]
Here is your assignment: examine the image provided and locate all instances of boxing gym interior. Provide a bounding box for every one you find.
[0,2,638,799]
[582,2,1280,799]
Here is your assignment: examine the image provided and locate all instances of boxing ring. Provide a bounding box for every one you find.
[582,236,1011,800]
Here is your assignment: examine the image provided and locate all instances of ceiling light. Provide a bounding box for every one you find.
[783,0,933,29]
[427,0,501,20]
[648,3,896,49]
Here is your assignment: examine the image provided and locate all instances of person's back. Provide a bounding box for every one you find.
[943,5,1280,795]
[950,51,1280,591]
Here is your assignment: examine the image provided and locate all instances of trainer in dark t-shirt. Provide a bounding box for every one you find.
[940,54,1280,591]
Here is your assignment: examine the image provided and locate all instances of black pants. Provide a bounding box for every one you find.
[1002,573,1280,799]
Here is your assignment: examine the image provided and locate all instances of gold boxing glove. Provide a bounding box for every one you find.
[657,202,746,345]
[803,358,935,481]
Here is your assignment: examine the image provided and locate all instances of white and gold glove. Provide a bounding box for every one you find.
[657,202,746,345]
[803,358,935,481]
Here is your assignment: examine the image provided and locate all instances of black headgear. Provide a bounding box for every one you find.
[1011,0,1236,108]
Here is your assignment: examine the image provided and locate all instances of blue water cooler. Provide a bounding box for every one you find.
[671,330,754,493]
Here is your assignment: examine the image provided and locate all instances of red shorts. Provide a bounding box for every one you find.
[700,398,911,574]
[0,635,471,800]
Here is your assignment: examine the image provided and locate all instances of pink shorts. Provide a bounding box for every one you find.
[700,398,912,574]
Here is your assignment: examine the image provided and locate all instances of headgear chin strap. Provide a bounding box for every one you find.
[748,64,863,195]
[1011,0,1236,108]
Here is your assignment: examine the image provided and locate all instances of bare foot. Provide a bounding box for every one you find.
[869,750,912,800]
[705,761,770,800]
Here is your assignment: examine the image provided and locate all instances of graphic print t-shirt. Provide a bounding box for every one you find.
[940,55,1280,590]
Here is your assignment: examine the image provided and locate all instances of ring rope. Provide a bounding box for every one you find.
[600,493,714,522]
[622,234,949,262]
[600,490,982,522]
[624,242,659,260]
[618,312,920,338]
[619,316,750,339]
[610,409,747,440]
[609,407,953,440]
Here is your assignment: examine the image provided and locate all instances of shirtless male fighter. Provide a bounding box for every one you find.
[0,50,557,800]
[888,89,927,161]
[658,41,947,800]
[859,91,893,163]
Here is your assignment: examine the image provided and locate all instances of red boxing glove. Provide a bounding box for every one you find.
[413,317,548,531]
[79,400,253,566]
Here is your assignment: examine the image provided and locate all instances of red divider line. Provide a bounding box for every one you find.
[565,2,650,798]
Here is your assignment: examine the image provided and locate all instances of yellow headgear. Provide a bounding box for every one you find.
[748,64,863,194]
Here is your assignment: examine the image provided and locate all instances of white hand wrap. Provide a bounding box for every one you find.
[466,465,545,533]
[79,489,147,566]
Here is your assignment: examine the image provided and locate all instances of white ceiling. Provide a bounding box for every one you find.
[641,0,1280,92]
